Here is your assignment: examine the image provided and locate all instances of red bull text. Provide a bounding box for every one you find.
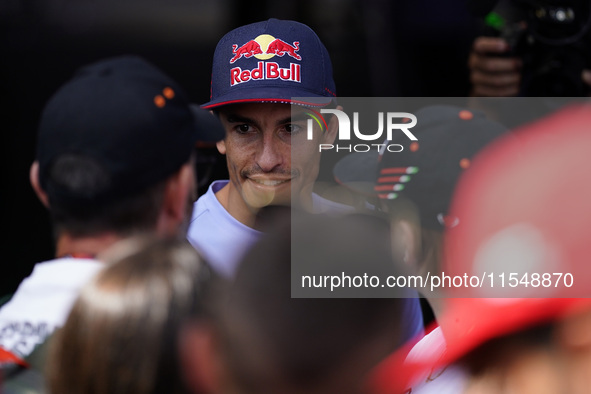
[231,62,301,86]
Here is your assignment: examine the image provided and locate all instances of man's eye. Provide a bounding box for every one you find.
[235,124,253,134]
[284,124,302,134]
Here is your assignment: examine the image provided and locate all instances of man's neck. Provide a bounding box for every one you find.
[215,183,257,228]
[55,232,122,259]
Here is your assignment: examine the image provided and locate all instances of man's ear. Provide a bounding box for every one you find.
[216,139,227,155]
[30,161,50,208]
[322,104,342,145]
[159,162,194,236]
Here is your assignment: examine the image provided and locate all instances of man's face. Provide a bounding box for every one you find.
[216,102,336,213]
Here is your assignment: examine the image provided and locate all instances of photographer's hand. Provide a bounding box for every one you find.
[468,37,522,96]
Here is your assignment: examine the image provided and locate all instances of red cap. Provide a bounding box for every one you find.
[370,298,591,394]
[368,103,591,393]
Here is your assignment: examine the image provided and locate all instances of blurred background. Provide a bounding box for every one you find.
[1,0,481,295]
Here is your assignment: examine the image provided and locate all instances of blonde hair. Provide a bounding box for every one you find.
[47,236,214,394]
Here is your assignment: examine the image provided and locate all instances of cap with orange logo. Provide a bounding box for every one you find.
[37,55,225,206]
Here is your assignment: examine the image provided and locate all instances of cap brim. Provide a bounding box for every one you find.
[191,104,226,142]
[333,151,379,197]
[369,298,591,394]
[435,298,591,367]
[201,87,335,109]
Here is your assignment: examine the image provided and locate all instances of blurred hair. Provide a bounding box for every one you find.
[46,153,196,238]
[216,211,407,394]
[47,236,216,394]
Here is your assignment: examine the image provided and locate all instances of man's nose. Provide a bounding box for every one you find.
[256,135,285,172]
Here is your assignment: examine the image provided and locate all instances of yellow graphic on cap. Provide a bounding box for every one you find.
[254,34,277,60]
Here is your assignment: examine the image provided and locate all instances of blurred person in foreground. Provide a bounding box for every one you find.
[183,208,410,394]
[47,236,220,394]
[0,55,224,389]
[333,104,511,394]
[369,103,591,394]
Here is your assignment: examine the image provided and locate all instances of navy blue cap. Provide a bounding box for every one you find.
[203,18,337,109]
[37,55,225,204]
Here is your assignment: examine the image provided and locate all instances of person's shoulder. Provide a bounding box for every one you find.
[25,257,102,286]
[1,257,101,305]
[0,257,101,369]
[0,257,102,325]
[191,179,261,237]
[188,179,261,276]
[193,180,229,218]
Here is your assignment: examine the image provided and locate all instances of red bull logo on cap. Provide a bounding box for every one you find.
[230,34,302,63]
[229,34,302,86]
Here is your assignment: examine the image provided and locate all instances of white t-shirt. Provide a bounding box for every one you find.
[186,180,353,277]
[186,181,263,277]
[0,257,103,359]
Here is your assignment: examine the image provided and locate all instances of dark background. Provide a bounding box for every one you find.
[1,0,480,295]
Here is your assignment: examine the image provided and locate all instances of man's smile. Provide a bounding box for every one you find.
[246,176,292,187]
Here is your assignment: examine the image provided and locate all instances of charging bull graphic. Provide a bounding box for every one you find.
[265,39,301,60]
[230,40,263,64]
[229,34,302,63]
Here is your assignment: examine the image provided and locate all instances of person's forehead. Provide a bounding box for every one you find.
[218,102,306,118]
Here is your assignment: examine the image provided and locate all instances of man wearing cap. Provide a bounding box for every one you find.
[0,55,224,383]
[187,18,346,277]
[186,18,425,351]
